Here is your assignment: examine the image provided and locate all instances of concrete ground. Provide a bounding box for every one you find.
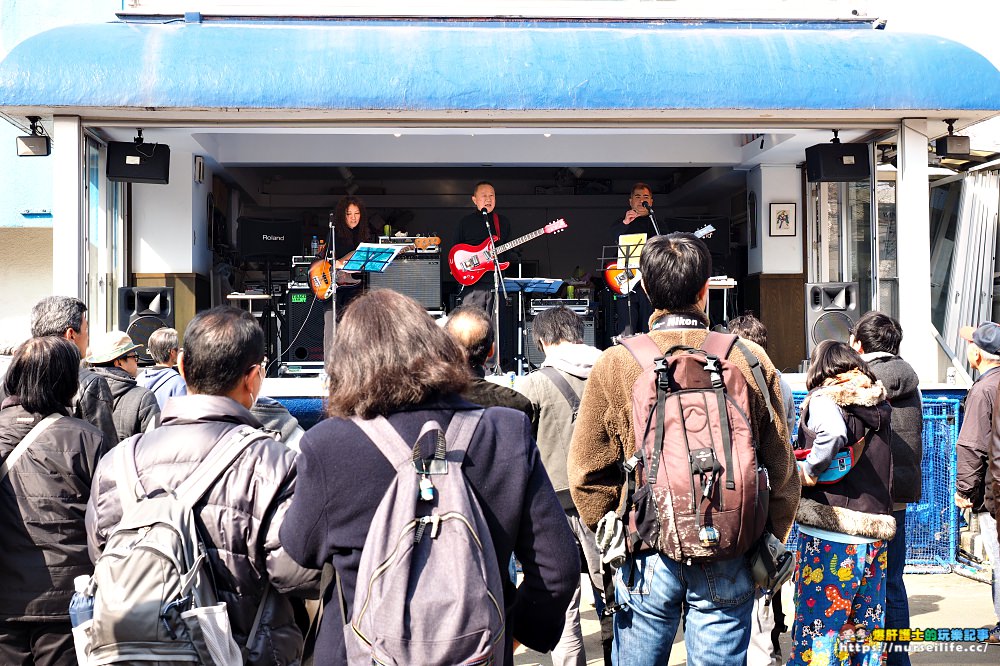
[515,572,998,666]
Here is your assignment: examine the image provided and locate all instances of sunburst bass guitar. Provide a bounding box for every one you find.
[309,236,441,300]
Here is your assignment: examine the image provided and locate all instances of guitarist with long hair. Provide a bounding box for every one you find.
[321,195,375,357]
[452,181,512,313]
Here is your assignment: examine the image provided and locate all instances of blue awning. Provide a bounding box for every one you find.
[1,19,999,117]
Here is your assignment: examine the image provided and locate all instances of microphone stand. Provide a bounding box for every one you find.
[643,202,662,236]
[326,211,338,363]
[483,208,507,375]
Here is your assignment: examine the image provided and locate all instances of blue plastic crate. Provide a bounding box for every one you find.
[786,392,959,573]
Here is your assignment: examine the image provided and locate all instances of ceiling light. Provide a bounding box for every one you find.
[543,133,552,138]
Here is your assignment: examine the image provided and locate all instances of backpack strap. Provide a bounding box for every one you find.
[174,425,271,506]
[537,367,581,420]
[0,414,63,483]
[352,409,485,468]
[618,334,663,370]
[702,332,778,426]
[113,434,145,510]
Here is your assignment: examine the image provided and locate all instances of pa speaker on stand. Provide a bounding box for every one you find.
[118,287,175,364]
[804,282,859,356]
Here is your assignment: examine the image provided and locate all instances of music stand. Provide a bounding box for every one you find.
[503,278,564,376]
[342,243,404,273]
[599,234,647,337]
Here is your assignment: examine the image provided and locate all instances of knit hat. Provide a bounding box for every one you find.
[86,330,141,364]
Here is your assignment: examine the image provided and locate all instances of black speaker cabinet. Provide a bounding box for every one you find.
[107,141,171,184]
[118,287,175,363]
[805,282,859,355]
[284,289,325,362]
[805,143,871,182]
[368,255,442,310]
[525,317,596,367]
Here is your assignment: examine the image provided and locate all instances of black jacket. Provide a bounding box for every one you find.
[864,353,923,503]
[0,401,110,620]
[92,366,160,442]
[76,367,118,444]
[462,369,534,422]
[281,395,579,665]
[795,378,896,541]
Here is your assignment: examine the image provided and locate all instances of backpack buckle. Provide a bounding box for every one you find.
[623,454,640,473]
[703,357,724,388]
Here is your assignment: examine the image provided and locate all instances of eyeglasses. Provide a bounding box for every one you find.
[124,353,139,360]
[249,357,268,374]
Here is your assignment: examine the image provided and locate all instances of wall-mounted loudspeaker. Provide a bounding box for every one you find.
[805,143,871,182]
[804,282,859,355]
[107,141,171,185]
[118,287,175,364]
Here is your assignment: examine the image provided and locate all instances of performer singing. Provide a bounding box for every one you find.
[323,196,375,356]
[452,181,512,312]
[604,182,658,337]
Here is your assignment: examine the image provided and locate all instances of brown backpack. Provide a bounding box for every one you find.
[619,331,773,563]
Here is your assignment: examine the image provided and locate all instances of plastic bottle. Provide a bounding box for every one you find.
[69,575,94,627]
[310,235,319,256]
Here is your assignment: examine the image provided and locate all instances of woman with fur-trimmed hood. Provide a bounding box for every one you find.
[788,340,895,666]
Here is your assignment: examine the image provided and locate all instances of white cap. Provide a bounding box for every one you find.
[74,575,91,594]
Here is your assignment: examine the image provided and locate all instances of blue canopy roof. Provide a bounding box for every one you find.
[1,19,998,115]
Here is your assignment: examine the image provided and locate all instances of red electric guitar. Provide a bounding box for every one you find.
[448,219,568,286]
[604,224,716,295]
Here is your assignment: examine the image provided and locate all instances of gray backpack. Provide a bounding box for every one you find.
[347,410,505,665]
[80,426,270,665]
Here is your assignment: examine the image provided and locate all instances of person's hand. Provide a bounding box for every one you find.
[623,210,639,225]
[797,463,817,487]
[955,492,973,509]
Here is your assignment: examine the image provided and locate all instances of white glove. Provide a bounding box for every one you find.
[595,511,627,569]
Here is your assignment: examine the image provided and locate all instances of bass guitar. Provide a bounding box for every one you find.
[604,224,716,295]
[309,236,441,300]
[449,219,568,286]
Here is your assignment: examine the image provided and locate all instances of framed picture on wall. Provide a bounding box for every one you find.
[769,203,796,237]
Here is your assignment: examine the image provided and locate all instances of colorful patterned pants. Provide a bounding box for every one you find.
[787,533,888,666]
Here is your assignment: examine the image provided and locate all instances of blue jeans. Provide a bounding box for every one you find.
[612,552,754,666]
[885,509,910,666]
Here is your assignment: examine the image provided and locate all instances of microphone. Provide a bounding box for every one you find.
[642,201,654,214]
[481,207,489,216]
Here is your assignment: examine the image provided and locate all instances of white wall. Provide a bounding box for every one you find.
[0,228,53,345]
[132,149,198,275]
[759,166,804,274]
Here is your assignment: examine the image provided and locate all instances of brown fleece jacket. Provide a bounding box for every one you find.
[567,309,801,542]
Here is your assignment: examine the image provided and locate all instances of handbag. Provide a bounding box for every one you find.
[794,429,872,484]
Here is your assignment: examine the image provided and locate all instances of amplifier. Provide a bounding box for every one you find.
[529,298,591,315]
[369,255,442,310]
[284,289,325,362]
[526,316,596,366]
[377,236,441,253]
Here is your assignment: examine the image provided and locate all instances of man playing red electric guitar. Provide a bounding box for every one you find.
[452,181,513,312]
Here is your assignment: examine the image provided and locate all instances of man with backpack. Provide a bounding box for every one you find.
[86,330,160,441]
[85,306,319,665]
[513,306,606,666]
[568,232,799,665]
